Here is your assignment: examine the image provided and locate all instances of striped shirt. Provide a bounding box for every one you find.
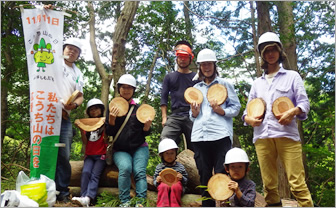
[153,161,188,192]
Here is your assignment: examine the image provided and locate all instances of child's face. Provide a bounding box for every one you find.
[162,149,176,163]
[88,106,102,118]
[226,162,247,181]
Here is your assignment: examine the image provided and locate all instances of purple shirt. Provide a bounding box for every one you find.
[242,67,310,143]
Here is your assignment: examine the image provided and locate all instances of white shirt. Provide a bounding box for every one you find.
[58,60,84,114]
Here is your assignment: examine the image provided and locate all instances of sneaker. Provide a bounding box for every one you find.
[119,201,131,207]
[72,196,90,207]
[57,195,71,203]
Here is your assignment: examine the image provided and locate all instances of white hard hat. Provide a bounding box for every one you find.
[86,98,105,115]
[257,32,283,53]
[224,147,250,165]
[117,74,136,88]
[64,38,83,52]
[197,49,217,63]
[158,138,178,154]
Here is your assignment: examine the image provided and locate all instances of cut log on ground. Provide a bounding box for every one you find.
[70,149,200,193]
[176,149,201,194]
[69,161,156,191]
[215,192,267,207]
[69,186,202,207]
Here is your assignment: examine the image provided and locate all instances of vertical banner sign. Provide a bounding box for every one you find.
[21,6,64,180]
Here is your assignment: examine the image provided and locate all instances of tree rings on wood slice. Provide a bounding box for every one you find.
[272,97,295,118]
[207,173,234,201]
[246,98,266,118]
[207,84,228,105]
[109,97,129,117]
[184,87,203,104]
[66,90,80,105]
[74,117,105,132]
[136,104,156,123]
[159,168,178,187]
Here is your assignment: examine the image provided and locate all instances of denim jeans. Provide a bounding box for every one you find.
[80,155,106,199]
[113,146,149,203]
[55,118,73,199]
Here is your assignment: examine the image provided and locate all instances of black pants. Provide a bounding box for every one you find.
[161,114,194,151]
[193,137,232,207]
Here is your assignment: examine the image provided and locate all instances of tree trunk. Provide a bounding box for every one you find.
[111,1,140,96]
[1,1,16,149]
[250,1,262,77]
[276,1,310,194]
[182,1,197,72]
[276,1,297,71]
[256,1,291,200]
[256,2,272,35]
[87,1,112,110]
[143,50,159,103]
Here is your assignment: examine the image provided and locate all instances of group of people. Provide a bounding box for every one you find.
[55,31,314,207]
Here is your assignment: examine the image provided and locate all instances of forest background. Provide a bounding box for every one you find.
[1,1,335,207]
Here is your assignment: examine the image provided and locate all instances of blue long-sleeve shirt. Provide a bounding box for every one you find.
[189,76,241,144]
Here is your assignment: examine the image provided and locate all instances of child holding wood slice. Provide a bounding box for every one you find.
[154,138,188,207]
[72,98,107,206]
[224,148,256,207]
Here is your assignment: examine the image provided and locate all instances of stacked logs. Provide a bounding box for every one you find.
[69,149,266,207]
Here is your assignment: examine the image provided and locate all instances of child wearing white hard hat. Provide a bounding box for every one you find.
[153,138,188,207]
[224,147,256,207]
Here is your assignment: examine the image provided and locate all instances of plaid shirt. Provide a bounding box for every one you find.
[229,177,256,207]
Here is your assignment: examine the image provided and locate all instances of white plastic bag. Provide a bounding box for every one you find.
[16,171,56,207]
[0,190,39,207]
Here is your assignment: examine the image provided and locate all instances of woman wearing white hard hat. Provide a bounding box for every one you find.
[153,138,188,207]
[54,37,85,203]
[190,49,241,207]
[105,74,152,207]
[243,32,313,207]
[224,148,256,207]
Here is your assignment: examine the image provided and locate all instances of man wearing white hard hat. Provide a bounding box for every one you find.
[55,37,85,203]
[243,32,313,207]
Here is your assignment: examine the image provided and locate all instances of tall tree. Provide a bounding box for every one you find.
[111,1,139,96]
[256,1,291,199]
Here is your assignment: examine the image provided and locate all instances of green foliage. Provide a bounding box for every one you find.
[95,191,156,207]
[95,191,120,207]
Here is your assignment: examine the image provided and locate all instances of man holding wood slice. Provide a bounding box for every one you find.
[160,40,199,151]
[243,32,313,207]
[55,37,84,203]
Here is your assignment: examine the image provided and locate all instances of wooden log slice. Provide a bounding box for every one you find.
[136,104,156,123]
[74,117,105,132]
[272,97,294,118]
[246,98,266,118]
[159,168,178,187]
[207,173,234,201]
[207,84,228,105]
[184,87,203,104]
[66,90,80,105]
[109,97,129,117]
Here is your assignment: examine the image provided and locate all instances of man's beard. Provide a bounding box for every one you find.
[177,62,190,69]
